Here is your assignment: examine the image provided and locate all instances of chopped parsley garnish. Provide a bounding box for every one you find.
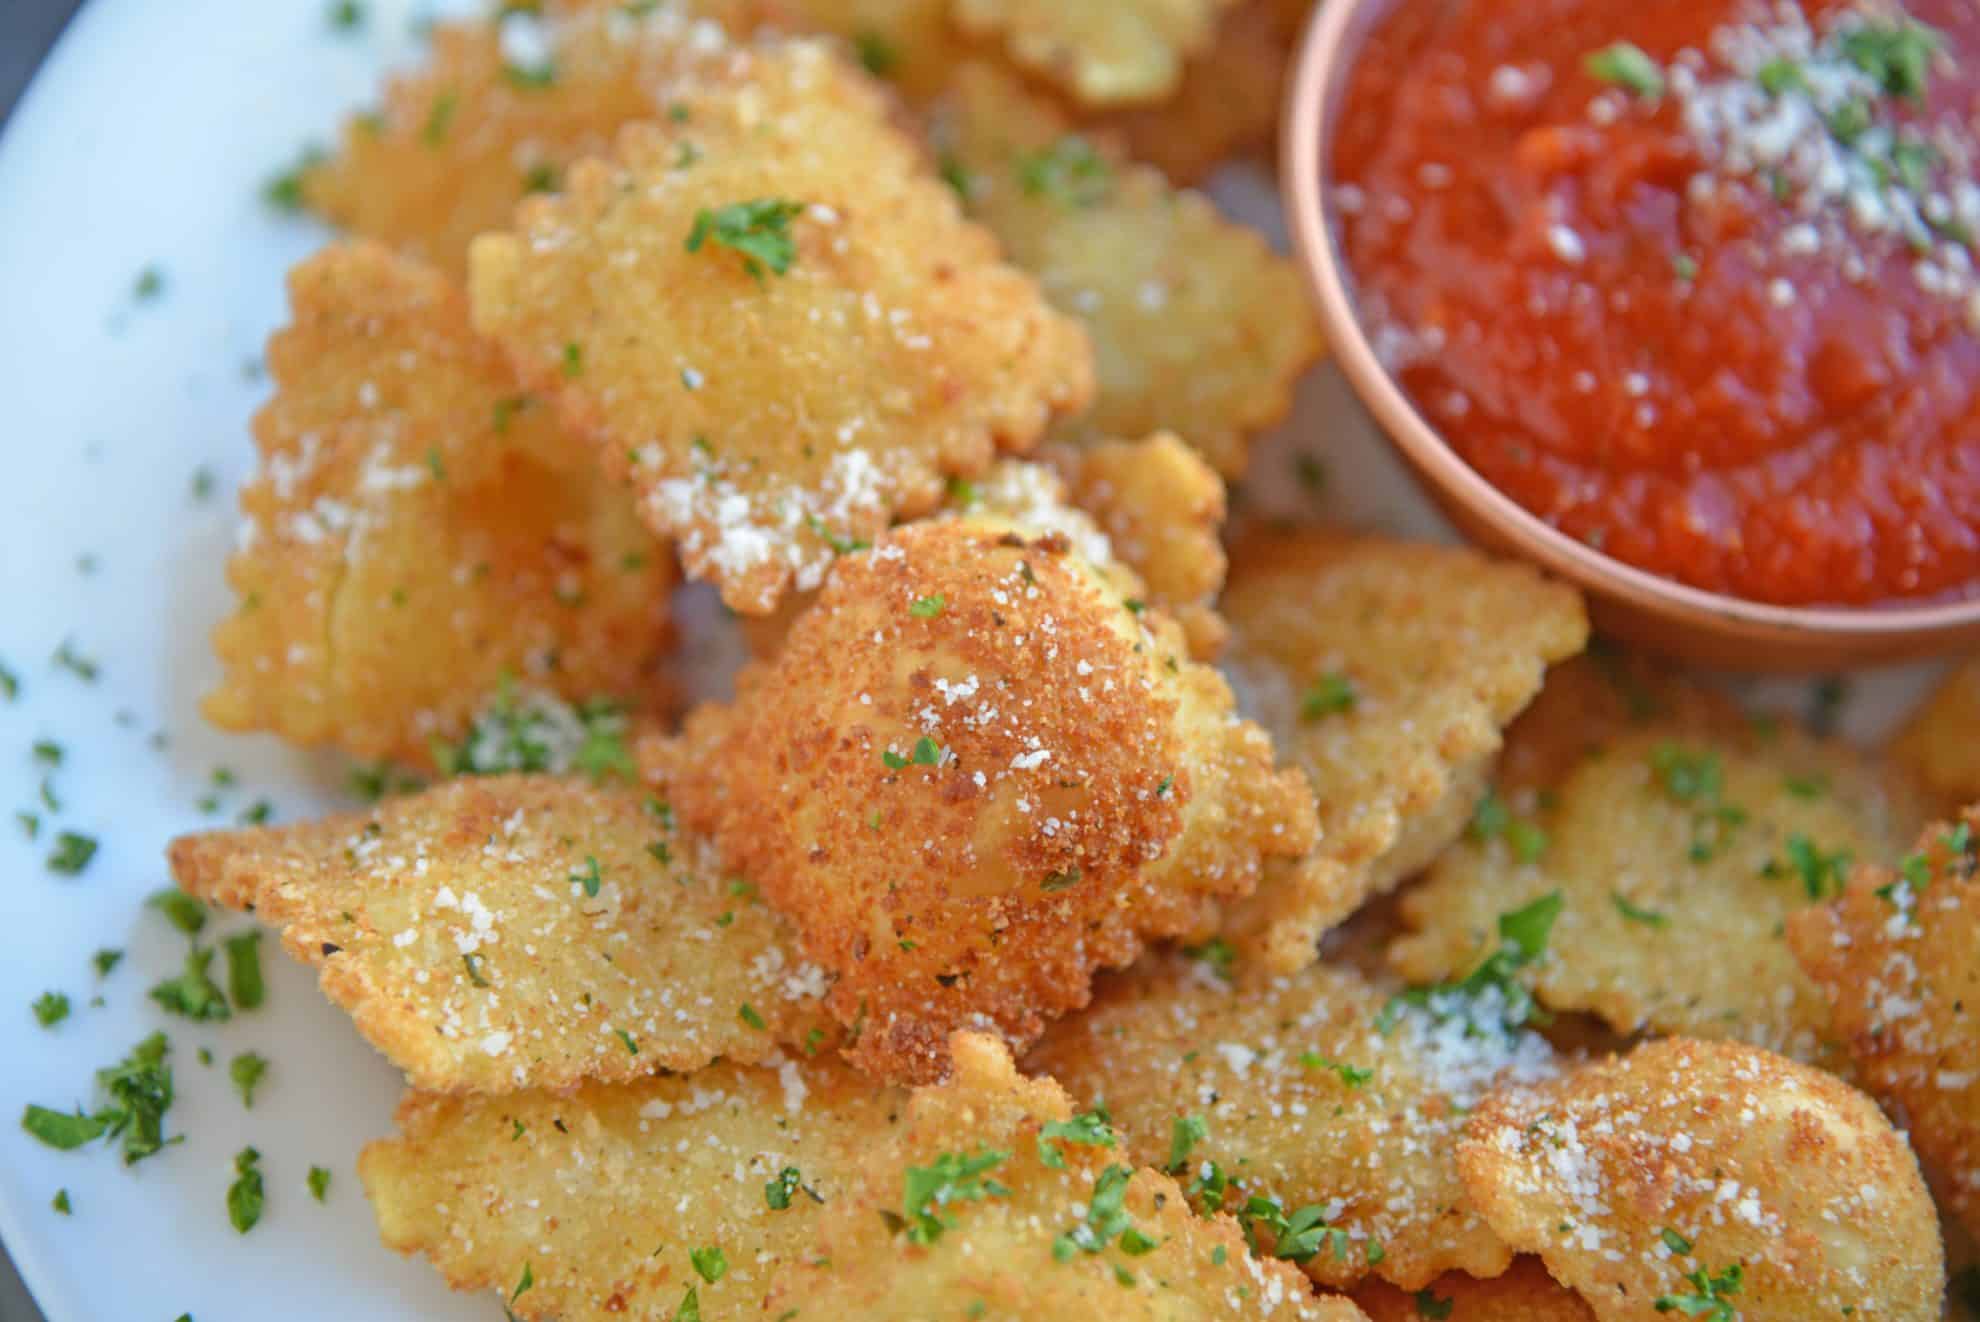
[1662,1227,1694,1255]
[263,143,327,213]
[147,888,208,935]
[1763,833,1852,901]
[51,1189,71,1216]
[47,830,98,876]
[1838,19,1941,102]
[1468,790,1548,862]
[561,340,584,376]
[807,515,870,556]
[616,1028,639,1055]
[1053,1164,1157,1261]
[1016,136,1112,207]
[149,946,232,1022]
[1414,1288,1455,1320]
[1380,891,1562,1035]
[33,738,63,766]
[1300,672,1357,721]
[503,59,558,90]
[572,855,603,898]
[910,593,947,618]
[690,1245,728,1284]
[1782,773,1828,799]
[21,1107,106,1151]
[1240,1196,1349,1263]
[1037,1108,1117,1168]
[308,1166,332,1202]
[1650,744,1746,861]
[765,1165,818,1210]
[897,1147,1010,1244]
[133,266,166,301]
[0,659,17,700]
[92,948,123,978]
[32,991,70,1028]
[1040,867,1081,892]
[1756,56,1806,97]
[512,1262,534,1304]
[1612,892,1671,927]
[225,931,265,1010]
[1654,1261,1743,1320]
[1182,937,1235,981]
[463,952,491,987]
[52,639,99,682]
[686,199,805,282]
[853,29,899,76]
[1585,41,1664,98]
[23,1032,180,1164]
[349,761,423,802]
[521,161,560,194]
[1166,1114,1207,1173]
[327,0,364,31]
[1297,1053,1372,1087]
[230,1051,269,1108]
[738,1002,766,1030]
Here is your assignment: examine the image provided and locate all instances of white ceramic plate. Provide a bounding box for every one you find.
[0,3,1942,1320]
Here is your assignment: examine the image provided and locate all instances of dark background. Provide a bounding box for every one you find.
[4,3,88,1314]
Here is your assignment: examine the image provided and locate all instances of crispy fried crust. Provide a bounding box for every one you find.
[1393,717,1925,1065]
[929,62,1321,477]
[359,1055,901,1321]
[1890,660,1980,813]
[1789,809,1980,1241]
[761,1031,1365,1318]
[468,35,1091,615]
[1458,1038,1943,1322]
[1028,955,1560,1291]
[1353,1259,1594,1322]
[949,0,1239,106]
[1215,533,1587,972]
[168,775,833,1092]
[202,242,670,766]
[653,516,1312,1081]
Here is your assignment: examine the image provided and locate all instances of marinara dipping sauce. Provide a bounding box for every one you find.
[1332,0,1980,606]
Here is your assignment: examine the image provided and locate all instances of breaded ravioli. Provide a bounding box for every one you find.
[654,516,1314,1081]
[949,0,1239,106]
[1789,810,1980,1240]
[1393,715,1924,1065]
[1458,1038,1944,1322]
[203,242,670,766]
[1214,533,1587,971]
[930,62,1320,477]
[469,34,1092,614]
[1354,1259,1594,1322]
[1028,954,1560,1291]
[169,775,833,1092]
[360,1054,900,1321]
[760,1032,1364,1319]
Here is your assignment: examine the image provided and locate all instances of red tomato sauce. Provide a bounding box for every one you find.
[1333,0,1980,606]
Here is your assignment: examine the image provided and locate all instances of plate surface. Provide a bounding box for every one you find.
[0,3,1939,1320]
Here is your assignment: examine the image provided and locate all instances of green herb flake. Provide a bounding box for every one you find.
[1653,1261,1743,1320]
[227,1147,265,1233]
[1661,1227,1694,1255]
[1037,1109,1117,1168]
[909,593,947,618]
[572,854,603,898]
[1838,19,1941,101]
[1016,136,1112,207]
[225,931,266,1010]
[1613,891,1671,927]
[1414,1288,1455,1320]
[899,1147,1010,1244]
[1756,56,1806,96]
[21,1106,106,1151]
[690,1245,728,1284]
[512,1262,535,1304]
[149,946,232,1022]
[52,639,99,682]
[1585,41,1664,97]
[308,1166,332,1202]
[32,991,70,1028]
[686,199,805,282]
[229,1051,269,1108]
[327,0,365,31]
[765,1165,810,1210]
[0,660,17,700]
[133,266,166,302]
[47,831,99,876]
[147,888,208,935]
[562,340,584,376]
[422,90,458,147]
[1300,672,1357,721]
[1165,1114,1208,1172]
[1040,867,1082,892]
[51,1189,71,1216]
[854,29,899,76]
[738,1002,766,1031]
[1183,937,1235,982]
[617,1028,639,1055]
[92,948,124,978]
[1297,1053,1372,1087]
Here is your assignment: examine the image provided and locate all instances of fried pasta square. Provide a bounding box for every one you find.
[760,1031,1361,1319]
[469,35,1092,614]
[652,515,1312,1081]
[1392,710,1925,1064]
[169,774,833,1092]
[1458,1038,1943,1322]
[929,62,1321,478]
[1789,809,1980,1241]
[202,242,670,766]
[1027,954,1559,1291]
[1214,533,1588,971]
[360,1054,899,1321]
[949,0,1239,107]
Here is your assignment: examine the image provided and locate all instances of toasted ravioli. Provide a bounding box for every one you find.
[1028,955,1559,1291]
[761,1032,1362,1319]
[203,242,669,766]
[1215,534,1587,972]
[360,1056,900,1321]
[654,516,1313,1081]
[949,0,1238,106]
[301,5,768,279]
[468,36,1091,615]
[1354,1259,1594,1322]
[930,63,1320,477]
[168,775,833,1092]
[1087,0,1313,184]
[1890,660,1980,811]
[1789,810,1980,1240]
[1458,1038,1944,1322]
[1393,719,1923,1064]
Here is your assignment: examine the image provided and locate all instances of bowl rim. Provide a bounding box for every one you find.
[1278,0,1980,643]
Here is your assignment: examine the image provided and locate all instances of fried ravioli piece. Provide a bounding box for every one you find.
[469,37,1091,615]
[1087,0,1314,184]
[1458,1038,1944,1322]
[655,516,1314,1081]
[1354,1259,1594,1322]
[301,4,769,280]
[950,0,1239,106]
[1392,718,1923,1064]
[1789,809,1980,1240]
[168,774,833,1093]
[360,1055,900,1321]
[1214,534,1587,972]
[930,63,1320,477]
[203,242,670,766]
[762,1031,1363,1319]
[1890,659,1980,811]
[1028,955,1559,1291]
